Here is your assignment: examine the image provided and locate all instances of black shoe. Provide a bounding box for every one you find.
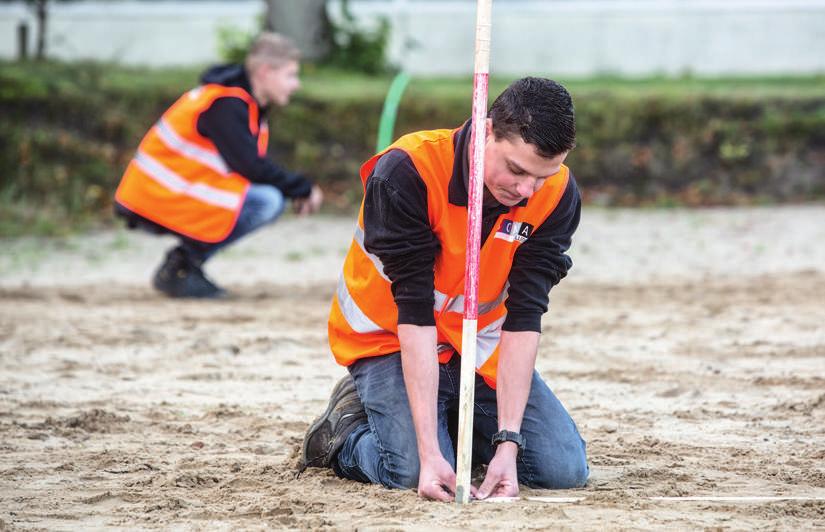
[301,375,367,470]
[152,247,227,299]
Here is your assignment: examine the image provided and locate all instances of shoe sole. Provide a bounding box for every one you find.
[301,375,357,466]
[152,281,228,299]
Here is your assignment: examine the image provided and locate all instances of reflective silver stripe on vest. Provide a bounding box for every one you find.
[433,282,509,316]
[133,150,241,210]
[155,118,230,176]
[353,225,391,282]
[433,290,450,313]
[336,275,383,334]
[475,315,506,369]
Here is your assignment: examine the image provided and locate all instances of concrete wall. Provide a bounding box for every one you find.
[0,1,263,66]
[2,0,824,76]
[337,0,825,76]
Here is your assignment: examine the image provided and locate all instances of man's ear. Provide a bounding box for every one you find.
[485,118,493,139]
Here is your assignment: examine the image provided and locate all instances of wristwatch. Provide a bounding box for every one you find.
[491,430,525,458]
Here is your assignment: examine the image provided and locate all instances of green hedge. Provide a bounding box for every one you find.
[2,61,824,236]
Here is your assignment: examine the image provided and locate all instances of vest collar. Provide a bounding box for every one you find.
[448,119,528,209]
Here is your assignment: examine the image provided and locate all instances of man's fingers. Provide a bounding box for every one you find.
[419,483,454,502]
[476,473,500,500]
[435,472,456,502]
[434,485,453,502]
[444,471,457,493]
[489,483,519,499]
[296,200,312,216]
[487,478,518,499]
[417,458,459,502]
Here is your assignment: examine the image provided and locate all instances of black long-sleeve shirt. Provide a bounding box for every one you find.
[363,120,581,333]
[195,64,312,199]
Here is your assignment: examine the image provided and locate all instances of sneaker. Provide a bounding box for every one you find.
[301,375,367,470]
[152,246,227,299]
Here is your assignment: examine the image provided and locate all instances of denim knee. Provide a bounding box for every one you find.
[383,456,420,490]
[528,439,589,489]
[248,185,285,223]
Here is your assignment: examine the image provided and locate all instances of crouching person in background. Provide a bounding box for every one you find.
[114,32,322,298]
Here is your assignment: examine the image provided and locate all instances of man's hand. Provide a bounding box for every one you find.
[293,185,323,216]
[476,330,539,500]
[476,442,519,499]
[396,324,464,502]
[417,453,460,502]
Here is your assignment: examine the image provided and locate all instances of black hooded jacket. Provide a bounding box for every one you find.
[197,64,312,198]
[362,120,581,333]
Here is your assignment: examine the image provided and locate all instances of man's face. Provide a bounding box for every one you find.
[483,119,568,207]
[259,60,301,106]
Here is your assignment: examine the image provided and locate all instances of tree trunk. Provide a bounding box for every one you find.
[33,0,47,60]
[17,21,29,60]
[264,0,331,61]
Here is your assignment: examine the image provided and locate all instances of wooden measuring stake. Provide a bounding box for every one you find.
[455,0,493,505]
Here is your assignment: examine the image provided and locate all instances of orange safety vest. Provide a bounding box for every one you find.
[328,127,570,388]
[115,84,269,243]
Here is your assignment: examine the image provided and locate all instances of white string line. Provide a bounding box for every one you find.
[480,497,585,503]
[650,496,825,502]
[479,496,825,503]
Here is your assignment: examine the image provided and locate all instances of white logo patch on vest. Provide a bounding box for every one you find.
[494,219,534,243]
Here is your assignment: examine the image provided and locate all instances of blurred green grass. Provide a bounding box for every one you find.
[4,60,824,101]
[304,70,825,101]
[2,60,824,238]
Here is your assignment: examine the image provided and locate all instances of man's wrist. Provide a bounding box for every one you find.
[418,445,444,463]
[416,433,442,460]
[491,429,525,459]
[494,440,520,458]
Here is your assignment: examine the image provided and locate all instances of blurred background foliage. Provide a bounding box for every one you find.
[1,59,824,236]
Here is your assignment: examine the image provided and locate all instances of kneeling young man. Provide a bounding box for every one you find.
[303,77,588,500]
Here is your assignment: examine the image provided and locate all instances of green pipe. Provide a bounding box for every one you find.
[376,71,412,152]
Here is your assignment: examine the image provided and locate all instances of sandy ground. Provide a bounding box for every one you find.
[1,205,824,530]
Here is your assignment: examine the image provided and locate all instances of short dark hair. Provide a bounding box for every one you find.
[489,77,576,158]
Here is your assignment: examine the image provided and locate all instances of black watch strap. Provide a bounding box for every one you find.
[491,430,525,457]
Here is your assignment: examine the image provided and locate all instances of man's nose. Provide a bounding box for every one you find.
[517,178,537,199]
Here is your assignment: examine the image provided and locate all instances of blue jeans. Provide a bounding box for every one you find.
[181,184,285,263]
[334,352,589,490]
